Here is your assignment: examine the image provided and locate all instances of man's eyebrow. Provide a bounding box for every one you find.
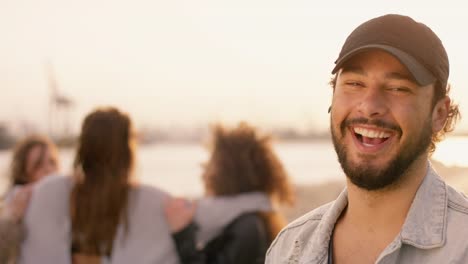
[385,72,417,83]
[340,65,366,76]
[340,66,418,84]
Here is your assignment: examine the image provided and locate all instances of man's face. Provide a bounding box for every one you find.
[330,49,436,190]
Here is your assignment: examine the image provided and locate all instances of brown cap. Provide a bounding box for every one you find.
[332,14,449,89]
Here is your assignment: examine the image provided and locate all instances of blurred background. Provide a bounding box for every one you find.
[1,0,468,220]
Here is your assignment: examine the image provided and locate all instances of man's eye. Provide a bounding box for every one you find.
[388,87,410,93]
[346,81,362,87]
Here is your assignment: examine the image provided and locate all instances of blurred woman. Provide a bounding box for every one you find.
[19,107,275,264]
[19,107,181,264]
[9,135,59,186]
[69,107,138,262]
[0,135,59,263]
[166,122,294,264]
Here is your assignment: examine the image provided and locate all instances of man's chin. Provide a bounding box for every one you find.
[347,175,396,191]
[343,162,400,190]
[349,154,392,169]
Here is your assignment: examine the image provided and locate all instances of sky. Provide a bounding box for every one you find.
[2,0,468,135]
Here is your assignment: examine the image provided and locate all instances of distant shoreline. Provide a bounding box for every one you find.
[5,132,468,151]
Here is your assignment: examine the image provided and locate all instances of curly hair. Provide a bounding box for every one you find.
[430,81,461,153]
[202,122,295,241]
[203,122,294,205]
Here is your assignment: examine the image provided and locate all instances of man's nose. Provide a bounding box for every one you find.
[357,87,389,118]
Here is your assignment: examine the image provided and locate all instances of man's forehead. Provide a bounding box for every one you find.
[337,51,418,83]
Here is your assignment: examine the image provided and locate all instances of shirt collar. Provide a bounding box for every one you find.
[301,162,448,262]
[400,164,447,248]
[301,189,348,263]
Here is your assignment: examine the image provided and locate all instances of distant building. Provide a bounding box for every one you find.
[46,62,76,147]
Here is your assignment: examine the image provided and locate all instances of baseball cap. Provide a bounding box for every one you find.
[332,14,449,89]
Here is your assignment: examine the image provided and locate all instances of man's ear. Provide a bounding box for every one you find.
[432,96,450,133]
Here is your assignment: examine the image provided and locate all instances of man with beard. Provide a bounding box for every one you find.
[266,14,468,264]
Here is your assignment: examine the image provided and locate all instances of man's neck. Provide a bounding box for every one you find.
[332,157,429,264]
[344,157,429,234]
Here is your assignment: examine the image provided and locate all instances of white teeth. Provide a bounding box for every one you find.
[354,127,391,138]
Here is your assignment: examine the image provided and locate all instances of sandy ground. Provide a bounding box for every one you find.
[279,159,468,222]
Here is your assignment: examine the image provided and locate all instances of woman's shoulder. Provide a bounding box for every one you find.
[35,174,73,189]
[204,212,268,263]
[126,183,172,217]
[205,212,267,245]
[225,212,270,250]
[23,175,72,238]
[226,212,266,234]
[30,174,73,204]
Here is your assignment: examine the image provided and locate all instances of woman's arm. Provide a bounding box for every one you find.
[0,187,31,263]
[0,215,24,263]
[195,193,271,244]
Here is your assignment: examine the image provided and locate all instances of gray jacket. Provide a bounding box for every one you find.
[266,165,468,264]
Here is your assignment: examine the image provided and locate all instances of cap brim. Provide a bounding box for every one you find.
[332,44,436,86]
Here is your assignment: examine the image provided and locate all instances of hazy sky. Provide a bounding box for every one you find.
[2,0,468,134]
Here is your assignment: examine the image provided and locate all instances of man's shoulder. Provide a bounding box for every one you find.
[266,201,334,260]
[442,184,468,253]
[446,184,468,215]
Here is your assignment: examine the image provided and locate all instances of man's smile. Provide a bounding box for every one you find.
[349,125,396,153]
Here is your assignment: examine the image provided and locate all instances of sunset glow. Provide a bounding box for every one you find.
[2,0,467,134]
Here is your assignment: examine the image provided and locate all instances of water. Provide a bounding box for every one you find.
[431,136,468,167]
[1,137,467,196]
[136,141,345,196]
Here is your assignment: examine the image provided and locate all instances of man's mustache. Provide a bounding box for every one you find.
[341,117,402,135]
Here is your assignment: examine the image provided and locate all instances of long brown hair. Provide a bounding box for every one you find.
[9,135,58,186]
[203,122,294,241]
[70,107,135,256]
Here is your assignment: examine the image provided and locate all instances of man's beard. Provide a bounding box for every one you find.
[331,117,432,191]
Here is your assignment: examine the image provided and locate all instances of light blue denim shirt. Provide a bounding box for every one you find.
[266,164,468,264]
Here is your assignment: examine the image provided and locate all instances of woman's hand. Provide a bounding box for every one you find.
[164,197,196,233]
